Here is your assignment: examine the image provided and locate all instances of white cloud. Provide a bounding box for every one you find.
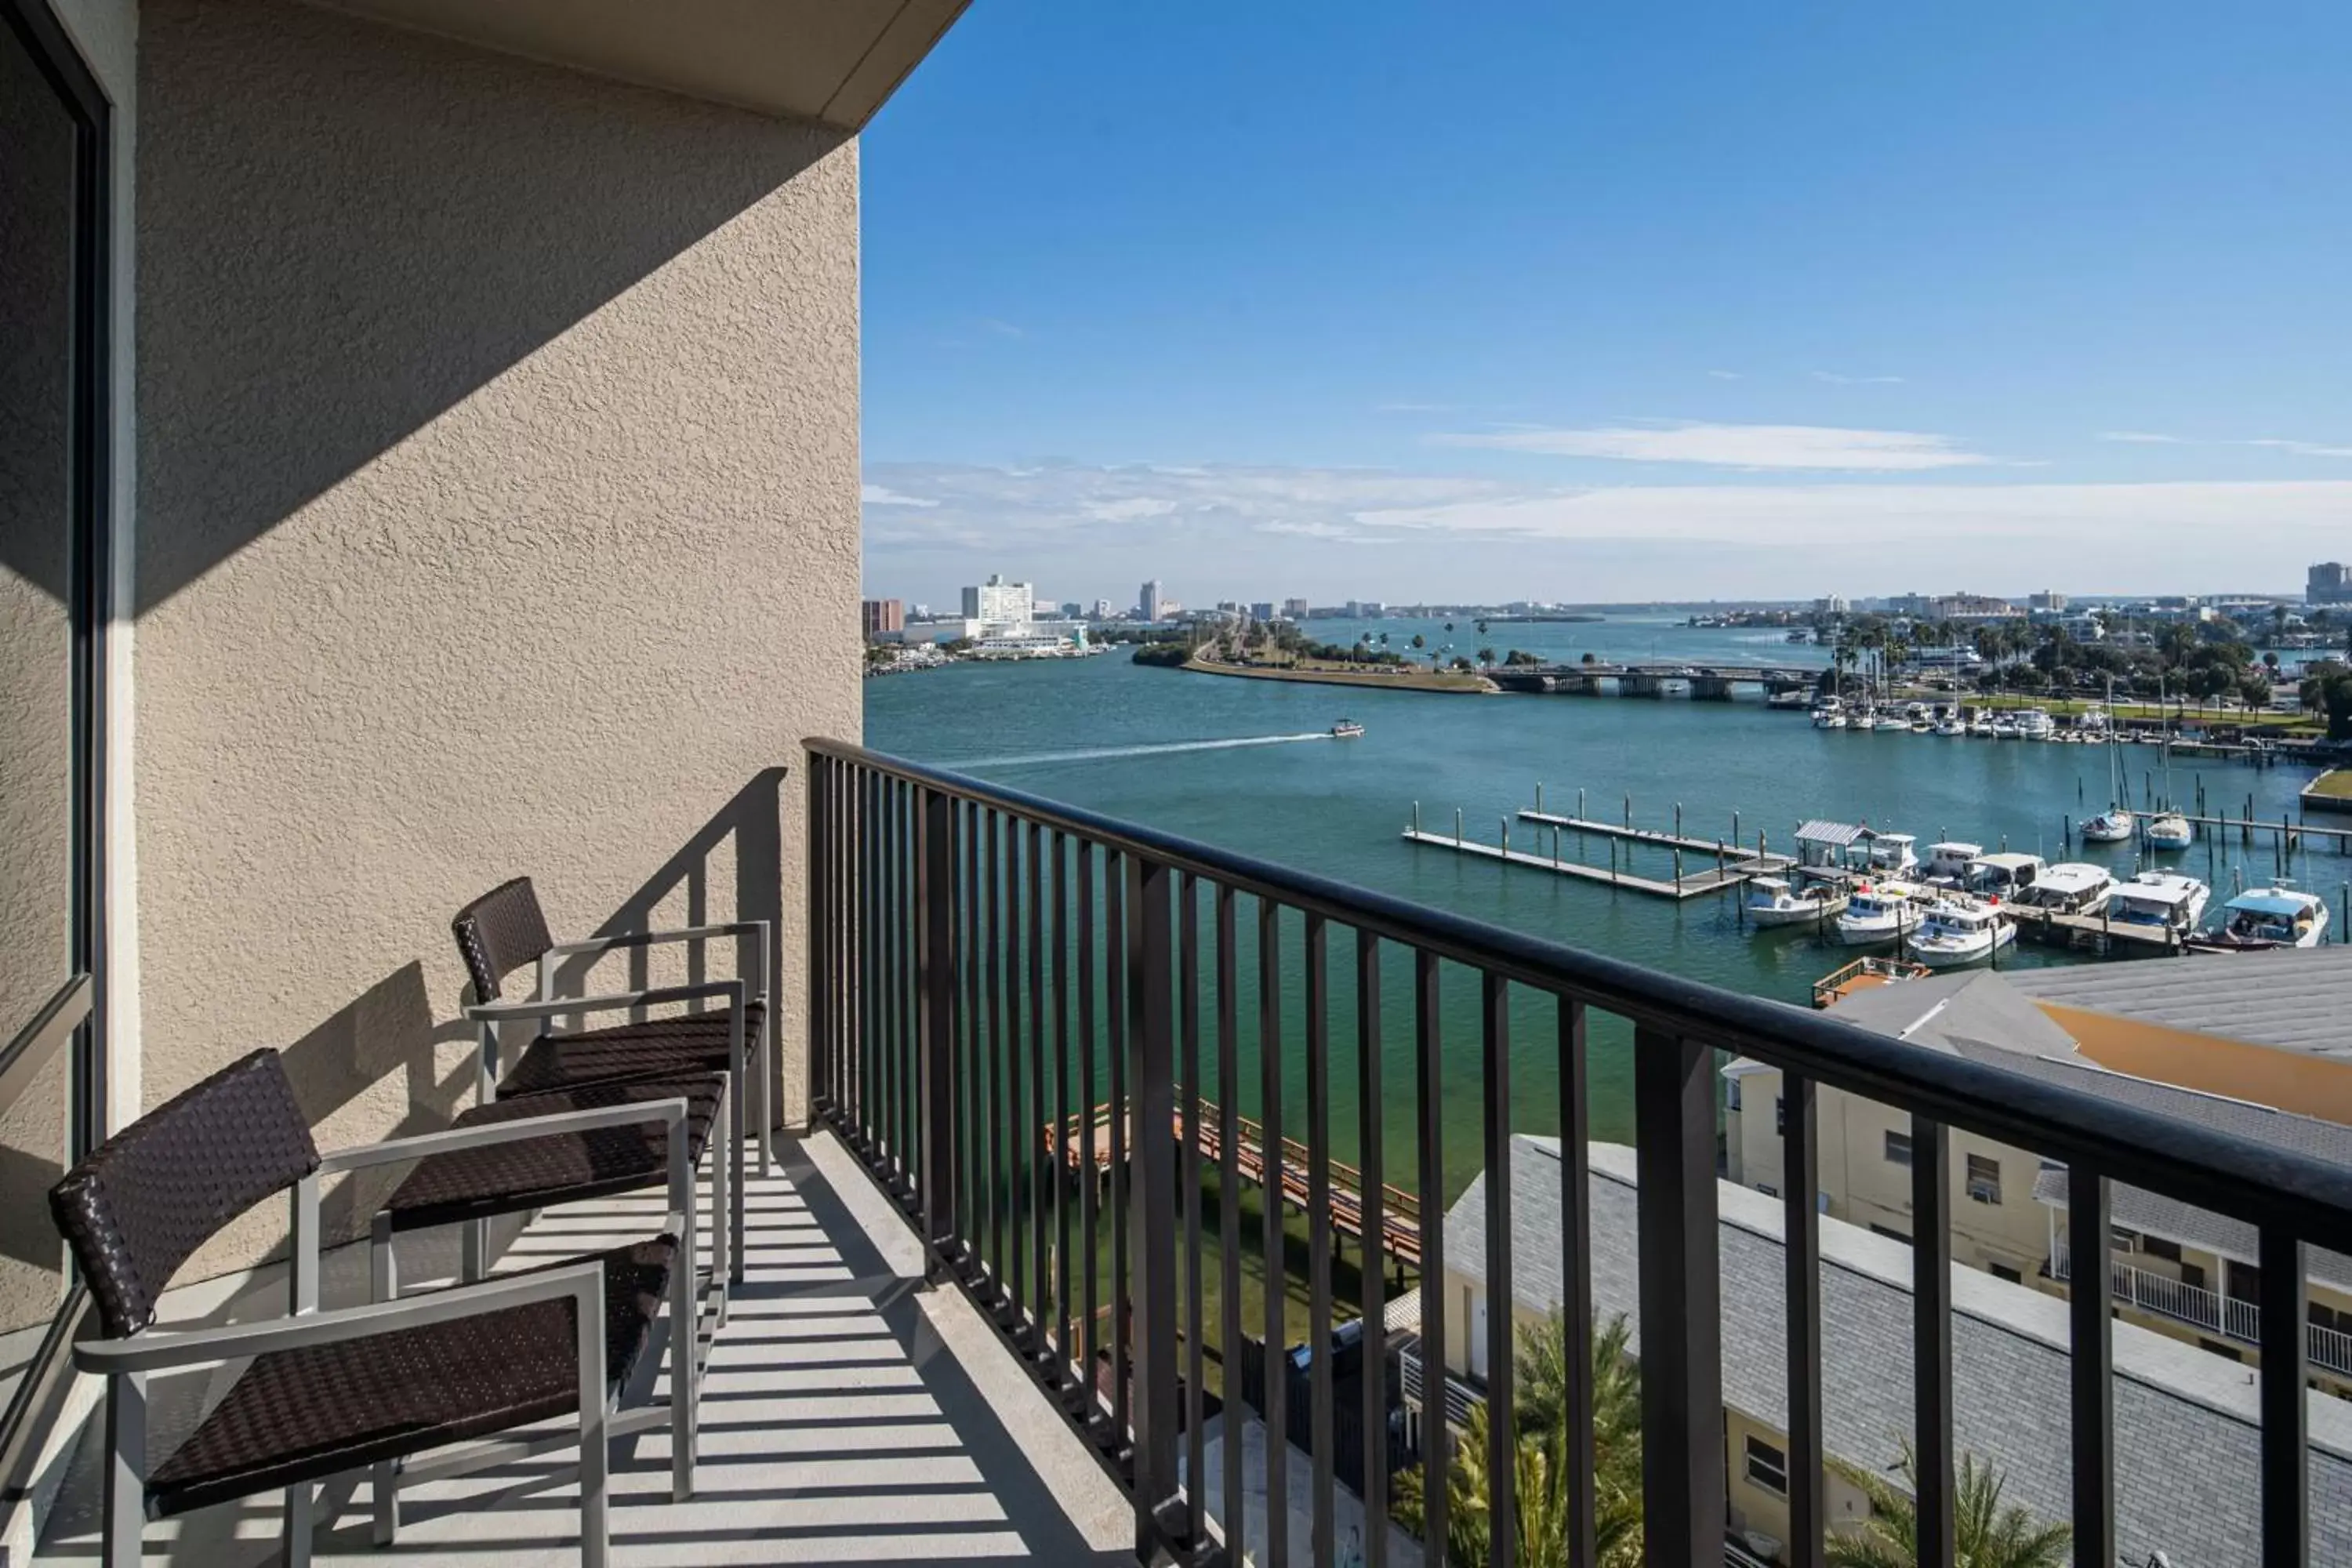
[2097,430,2185,445]
[2243,437,2352,459]
[1809,370,1906,385]
[860,484,939,508]
[1706,369,1744,380]
[2098,430,2352,458]
[1428,421,1993,471]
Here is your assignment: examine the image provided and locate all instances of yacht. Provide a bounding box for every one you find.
[1745,875,1849,929]
[1835,881,1930,946]
[2106,871,2211,935]
[2014,862,2114,916]
[1874,713,1913,732]
[2190,886,2332,951]
[1922,841,1985,890]
[1811,696,1847,729]
[2145,811,2194,851]
[1933,713,1966,737]
[1911,897,2016,968]
[2016,709,2057,741]
[1966,852,2046,902]
[1862,833,1921,877]
[1329,720,1365,739]
[1988,714,2019,739]
[1967,712,1995,738]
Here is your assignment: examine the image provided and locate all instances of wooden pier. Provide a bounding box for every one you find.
[1401,827,1782,898]
[1515,809,1796,869]
[2004,906,2187,956]
[1045,1099,1424,1271]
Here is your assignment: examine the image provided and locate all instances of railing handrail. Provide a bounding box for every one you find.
[806,736,2352,1256]
[2055,1243,2352,1377]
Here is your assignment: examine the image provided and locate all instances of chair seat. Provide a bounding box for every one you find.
[382,1075,725,1232]
[499,1000,763,1098]
[147,1239,674,1518]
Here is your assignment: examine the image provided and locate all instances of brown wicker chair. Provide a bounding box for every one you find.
[453,877,770,1275]
[53,1051,702,1568]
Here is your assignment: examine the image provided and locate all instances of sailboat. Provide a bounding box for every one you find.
[2144,675,2194,851]
[2081,677,2136,843]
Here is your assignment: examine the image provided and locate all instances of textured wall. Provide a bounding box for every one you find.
[135,0,861,1276]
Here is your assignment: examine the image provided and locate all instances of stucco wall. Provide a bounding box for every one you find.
[134,0,861,1276]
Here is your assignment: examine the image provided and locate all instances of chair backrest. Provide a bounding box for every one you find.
[451,876,555,1002]
[50,1050,320,1338]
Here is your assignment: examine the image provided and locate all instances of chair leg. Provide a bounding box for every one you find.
[283,1481,314,1567]
[670,1232,698,1501]
[462,1218,488,1283]
[757,1009,775,1177]
[714,1094,735,1324]
[370,1214,401,1545]
[577,1282,612,1568]
[104,1373,147,1568]
[730,1075,746,1287]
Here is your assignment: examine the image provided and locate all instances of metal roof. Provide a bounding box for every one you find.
[2005,946,2352,1061]
[1446,1136,2352,1565]
[1794,820,1865,846]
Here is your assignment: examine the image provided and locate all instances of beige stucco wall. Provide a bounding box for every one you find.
[132,0,861,1276]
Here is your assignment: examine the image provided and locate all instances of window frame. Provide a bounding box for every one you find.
[1884,1128,1913,1167]
[1965,1152,2002,1205]
[1744,1432,1790,1496]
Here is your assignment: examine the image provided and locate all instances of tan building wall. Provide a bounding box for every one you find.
[2038,1003,2352,1127]
[132,0,860,1276]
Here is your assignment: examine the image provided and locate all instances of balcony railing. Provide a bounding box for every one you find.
[804,737,2352,1568]
[2051,1240,2352,1379]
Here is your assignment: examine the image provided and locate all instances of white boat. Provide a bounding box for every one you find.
[2106,871,2211,935]
[2016,709,2056,741]
[1966,852,2047,902]
[1988,715,2018,739]
[2015,862,2114,916]
[1810,696,1846,728]
[1922,841,1984,890]
[1330,720,1365,739]
[2190,886,2331,950]
[1933,717,1966,737]
[1911,898,2016,968]
[1967,713,1995,738]
[2081,809,2135,843]
[1745,875,1849,929]
[1835,881,1929,946]
[1769,688,1812,710]
[1862,832,1920,877]
[2145,811,2194,851]
[1874,713,1912,732]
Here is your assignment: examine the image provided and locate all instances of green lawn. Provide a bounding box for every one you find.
[2308,769,2352,800]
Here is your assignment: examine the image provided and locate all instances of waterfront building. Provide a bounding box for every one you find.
[1091,597,1114,619]
[1283,596,1311,619]
[1250,601,1276,621]
[1422,1135,2352,1566]
[2312,561,2352,604]
[1139,578,1167,621]
[1060,600,1085,620]
[1813,593,1849,615]
[962,572,1035,624]
[2028,590,2068,612]
[859,597,904,638]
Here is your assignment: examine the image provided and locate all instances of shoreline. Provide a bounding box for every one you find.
[1182,655,1497,695]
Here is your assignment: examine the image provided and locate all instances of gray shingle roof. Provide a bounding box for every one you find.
[2005,946,2352,1060]
[1446,1135,2352,1567]
[1820,970,2080,1058]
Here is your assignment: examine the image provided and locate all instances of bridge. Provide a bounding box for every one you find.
[1485,661,1820,699]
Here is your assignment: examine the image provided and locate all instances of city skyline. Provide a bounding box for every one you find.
[859,2,2350,604]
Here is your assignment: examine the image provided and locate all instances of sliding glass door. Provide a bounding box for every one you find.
[0,0,110,1468]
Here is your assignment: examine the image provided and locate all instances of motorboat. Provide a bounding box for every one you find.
[1922,841,1984,890]
[1810,696,1846,728]
[2016,709,2056,741]
[1835,881,1930,946]
[2014,862,2114,916]
[1874,713,1913,732]
[1934,714,1966,737]
[1966,852,2046,901]
[1330,720,1365,739]
[1745,875,1849,929]
[1911,898,2016,968]
[2190,886,2332,951]
[2106,872,2211,935]
[1988,714,2019,739]
[1967,713,1995,738]
[2145,811,2194,851]
[1862,832,1921,877]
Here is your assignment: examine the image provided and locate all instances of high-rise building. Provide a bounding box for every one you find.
[2310,563,2352,604]
[1283,597,1310,619]
[1250,601,1276,622]
[1091,599,1114,620]
[860,598,904,638]
[1060,601,1084,620]
[1813,594,1849,615]
[1139,579,1166,621]
[961,573,1034,625]
[2028,590,2068,612]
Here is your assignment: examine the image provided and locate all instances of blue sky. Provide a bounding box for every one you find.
[859,2,2351,608]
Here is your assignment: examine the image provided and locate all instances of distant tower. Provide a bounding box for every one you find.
[1139,579,1166,621]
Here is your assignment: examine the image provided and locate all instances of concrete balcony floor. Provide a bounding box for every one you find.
[36,1136,1132,1566]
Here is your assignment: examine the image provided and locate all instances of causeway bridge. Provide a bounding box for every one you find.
[1485,661,1820,699]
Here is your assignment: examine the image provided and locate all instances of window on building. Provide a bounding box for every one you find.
[1965,1153,2002,1205]
[1756,1184,1779,1200]
[1744,1434,1788,1496]
[2312,1301,2351,1336]
[2111,1225,2141,1253]
[1884,1130,1913,1167]
[1725,1078,1741,1112]
[1775,1097,1785,1136]
[1991,1262,2023,1284]
[2141,1236,2183,1264]
[1871,1223,1913,1245]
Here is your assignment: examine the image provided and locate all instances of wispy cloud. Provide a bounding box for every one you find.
[861,483,939,508]
[2244,437,2352,459]
[1809,369,1906,386]
[1375,401,1453,413]
[1706,369,1744,381]
[2097,430,2186,445]
[2098,430,2352,459]
[975,318,1025,339]
[1428,421,1994,472]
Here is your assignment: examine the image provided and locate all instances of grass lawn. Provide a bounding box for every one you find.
[2308,769,2352,800]
[1962,692,2320,731]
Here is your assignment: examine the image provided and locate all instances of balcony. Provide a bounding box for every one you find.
[2049,1240,2352,1379]
[804,739,2352,1566]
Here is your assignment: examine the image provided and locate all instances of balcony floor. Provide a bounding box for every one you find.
[36,1136,1133,1566]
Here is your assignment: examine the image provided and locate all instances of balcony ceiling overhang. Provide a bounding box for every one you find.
[303,0,968,129]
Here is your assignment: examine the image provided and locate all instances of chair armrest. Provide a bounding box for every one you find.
[75,1260,605,1377]
[468,978,746,1024]
[315,1096,691,1175]
[542,920,768,964]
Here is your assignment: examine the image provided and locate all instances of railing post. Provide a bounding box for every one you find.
[1125,855,1181,1552]
[919,787,957,1281]
[1633,1026,1724,1568]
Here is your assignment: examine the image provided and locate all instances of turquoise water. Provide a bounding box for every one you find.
[864,615,2337,1184]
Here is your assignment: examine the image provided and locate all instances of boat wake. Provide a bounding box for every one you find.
[959,733,1335,769]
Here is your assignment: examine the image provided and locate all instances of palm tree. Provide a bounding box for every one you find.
[1827,1445,2070,1568]
[1395,1312,1643,1567]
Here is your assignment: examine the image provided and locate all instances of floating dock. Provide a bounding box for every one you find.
[1515,809,1795,869]
[2004,906,2187,956]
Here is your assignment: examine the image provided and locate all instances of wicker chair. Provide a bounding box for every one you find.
[53,1050,702,1568]
[452,877,770,1275]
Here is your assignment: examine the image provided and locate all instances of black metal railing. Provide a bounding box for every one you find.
[805,737,2352,1568]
